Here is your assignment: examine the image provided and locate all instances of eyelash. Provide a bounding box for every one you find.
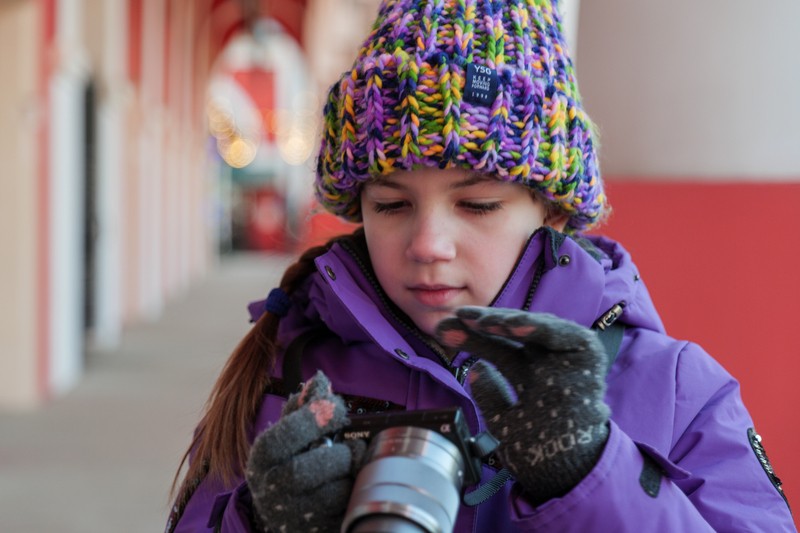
[372,201,406,214]
[462,201,502,215]
[371,201,502,215]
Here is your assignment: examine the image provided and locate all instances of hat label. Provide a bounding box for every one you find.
[465,63,499,106]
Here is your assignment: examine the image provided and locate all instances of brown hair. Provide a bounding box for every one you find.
[169,236,344,511]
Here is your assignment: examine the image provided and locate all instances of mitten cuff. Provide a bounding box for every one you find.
[511,421,610,505]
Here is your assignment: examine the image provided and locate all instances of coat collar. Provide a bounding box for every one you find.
[275,227,665,361]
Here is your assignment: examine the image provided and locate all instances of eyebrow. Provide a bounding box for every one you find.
[450,173,496,190]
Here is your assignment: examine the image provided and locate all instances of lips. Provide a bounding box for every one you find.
[408,284,463,307]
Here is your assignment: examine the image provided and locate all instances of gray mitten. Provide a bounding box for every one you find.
[435,307,610,505]
[246,371,365,532]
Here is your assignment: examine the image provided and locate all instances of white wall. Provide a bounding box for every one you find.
[577,0,800,178]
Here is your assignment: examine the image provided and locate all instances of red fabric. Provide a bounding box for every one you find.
[597,179,800,507]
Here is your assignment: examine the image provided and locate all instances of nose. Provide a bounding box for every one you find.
[405,209,456,263]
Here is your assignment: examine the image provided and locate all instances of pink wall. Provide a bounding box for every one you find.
[36,0,56,400]
[598,180,800,508]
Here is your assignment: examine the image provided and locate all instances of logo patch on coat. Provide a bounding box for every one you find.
[748,427,789,508]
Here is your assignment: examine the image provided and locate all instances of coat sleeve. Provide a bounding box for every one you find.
[169,392,289,533]
[169,476,255,533]
[506,342,796,532]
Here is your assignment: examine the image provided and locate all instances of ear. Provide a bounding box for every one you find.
[529,190,570,232]
[544,210,570,232]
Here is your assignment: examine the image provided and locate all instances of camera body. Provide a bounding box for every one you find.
[340,406,483,485]
[339,407,493,533]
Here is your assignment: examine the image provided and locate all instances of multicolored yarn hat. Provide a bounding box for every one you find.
[314,0,608,232]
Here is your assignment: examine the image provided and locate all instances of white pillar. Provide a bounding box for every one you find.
[138,0,166,320]
[92,0,130,348]
[560,0,581,58]
[48,0,90,394]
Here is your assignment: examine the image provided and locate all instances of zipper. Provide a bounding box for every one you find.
[454,356,478,385]
[338,239,455,372]
[337,239,543,386]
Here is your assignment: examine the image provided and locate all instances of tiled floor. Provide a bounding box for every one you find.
[0,253,293,533]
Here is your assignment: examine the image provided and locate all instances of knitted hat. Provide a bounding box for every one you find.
[314,0,607,232]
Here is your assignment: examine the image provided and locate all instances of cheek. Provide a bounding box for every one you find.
[364,231,403,287]
[372,253,398,286]
[466,230,532,298]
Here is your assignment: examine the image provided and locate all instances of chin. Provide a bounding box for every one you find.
[411,311,450,338]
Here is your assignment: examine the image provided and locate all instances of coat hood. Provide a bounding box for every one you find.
[577,233,666,334]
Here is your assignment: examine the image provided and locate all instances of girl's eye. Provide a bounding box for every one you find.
[461,201,502,215]
[372,201,407,214]
[370,200,502,215]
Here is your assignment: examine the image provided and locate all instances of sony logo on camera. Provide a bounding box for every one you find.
[338,407,486,485]
[342,429,373,440]
[342,424,454,441]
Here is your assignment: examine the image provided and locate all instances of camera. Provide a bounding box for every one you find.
[338,407,497,533]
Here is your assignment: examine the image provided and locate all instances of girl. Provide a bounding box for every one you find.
[168,1,794,531]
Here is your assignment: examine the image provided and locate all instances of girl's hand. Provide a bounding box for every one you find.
[436,307,611,505]
[246,371,364,532]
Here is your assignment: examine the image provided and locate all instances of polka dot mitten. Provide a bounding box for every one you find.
[246,371,365,532]
[436,307,611,505]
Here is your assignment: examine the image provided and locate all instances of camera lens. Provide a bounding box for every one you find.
[342,426,465,533]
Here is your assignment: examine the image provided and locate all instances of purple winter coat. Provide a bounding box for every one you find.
[170,229,795,532]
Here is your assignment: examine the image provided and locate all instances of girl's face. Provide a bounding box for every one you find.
[361,168,559,337]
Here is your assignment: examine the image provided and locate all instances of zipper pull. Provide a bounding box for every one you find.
[594,302,626,331]
[454,356,478,385]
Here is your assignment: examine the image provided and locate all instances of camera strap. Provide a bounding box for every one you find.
[597,320,625,375]
[463,468,512,506]
[281,326,330,395]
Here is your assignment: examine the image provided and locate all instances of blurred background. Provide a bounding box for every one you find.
[0,0,798,530]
